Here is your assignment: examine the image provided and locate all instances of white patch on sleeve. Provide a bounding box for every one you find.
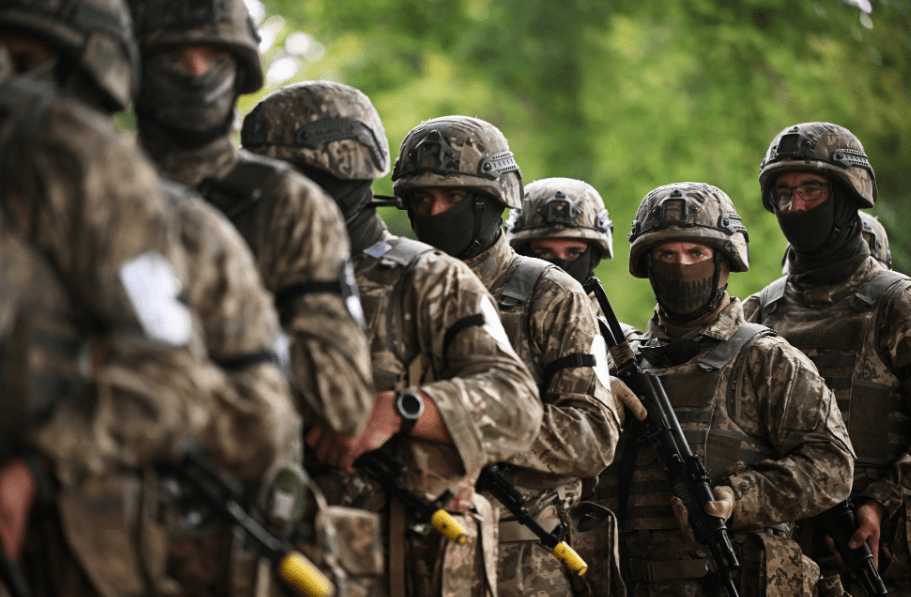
[118,252,192,346]
[591,334,611,389]
[272,330,292,380]
[479,295,518,357]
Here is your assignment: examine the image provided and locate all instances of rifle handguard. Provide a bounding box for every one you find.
[432,509,468,544]
[279,551,335,597]
[553,541,588,576]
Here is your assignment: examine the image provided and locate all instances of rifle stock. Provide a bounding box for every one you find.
[584,277,740,597]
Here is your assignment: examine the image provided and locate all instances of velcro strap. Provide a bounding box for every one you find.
[543,353,596,387]
[213,350,275,372]
[442,313,485,357]
[274,280,341,311]
[629,559,710,582]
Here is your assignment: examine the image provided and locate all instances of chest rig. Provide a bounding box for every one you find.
[622,323,777,535]
[356,236,436,392]
[757,271,911,478]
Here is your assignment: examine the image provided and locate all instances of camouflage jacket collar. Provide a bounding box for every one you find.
[463,232,515,290]
[789,256,884,307]
[143,133,238,189]
[647,294,743,343]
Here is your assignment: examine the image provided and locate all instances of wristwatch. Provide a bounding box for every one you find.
[394,389,424,436]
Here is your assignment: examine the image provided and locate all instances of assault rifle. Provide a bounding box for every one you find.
[163,449,334,597]
[476,463,588,576]
[818,499,888,597]
[583,277,740,597]
[355,449,468,544]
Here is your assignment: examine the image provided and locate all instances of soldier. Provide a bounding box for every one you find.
[598,181,854,597]
[241,80,543,597]
[0,65,301,597]
[507,177,643,339]
[0,1,313,592]
[391,116,635,596]
[128,0,375,438]
[743,122,911,596]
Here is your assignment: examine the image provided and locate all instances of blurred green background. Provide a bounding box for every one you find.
[236,0,910,330]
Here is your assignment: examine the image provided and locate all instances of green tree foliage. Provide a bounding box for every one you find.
[251,0,911,329]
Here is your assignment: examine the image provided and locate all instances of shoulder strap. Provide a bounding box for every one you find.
[757,277,787,321]
[498,255,552,311]
[854,269,911,312]
[199,154,279,221]
[699,322,775,372]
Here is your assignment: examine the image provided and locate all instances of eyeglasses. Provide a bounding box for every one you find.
[774,180,829,212]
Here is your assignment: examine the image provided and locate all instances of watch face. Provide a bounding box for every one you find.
[397,390,424,419]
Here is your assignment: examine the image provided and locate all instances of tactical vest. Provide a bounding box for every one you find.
[355,236,436,392]
[489,255,595,396]
[756,271,911,481]
[623,323,777,534]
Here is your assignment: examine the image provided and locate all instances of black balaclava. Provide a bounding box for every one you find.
[777,179,869,285]
[408,192,503,259]
[533,245,600,286]
[648,252,727,322]
[296,166,380,252]
[137,54,239,147]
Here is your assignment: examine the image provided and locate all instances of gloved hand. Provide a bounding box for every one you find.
[671,485,735,546]
[609,376,647,426]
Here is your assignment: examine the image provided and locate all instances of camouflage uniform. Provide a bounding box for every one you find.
[242,82,544,597]
[130,0,375,437]
[394,117,621,597]
[595,182,855,597]
[0,72,300,595]
[743,122,911,596]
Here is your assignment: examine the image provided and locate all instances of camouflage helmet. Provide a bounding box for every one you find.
[628,182,749,278]
[130,0,263,94]
[860,211,891,268]
[759,122,876,211]
[392,116,523,209]
[241,81,389,180]
[0,0,138,111]
[506,177,613,259]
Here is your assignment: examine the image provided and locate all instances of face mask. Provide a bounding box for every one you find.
[140,55,237,139]
[542,246,598,285]
[649,256,721,321]
[409,193,502,258]
[776,193,835,254]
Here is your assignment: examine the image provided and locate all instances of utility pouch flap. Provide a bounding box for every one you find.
[317,505,384,578]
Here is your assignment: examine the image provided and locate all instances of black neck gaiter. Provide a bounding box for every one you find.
[137,58,238,147]
[649,253,726,322]
[409,193,503,259]
[779,182,870,285]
